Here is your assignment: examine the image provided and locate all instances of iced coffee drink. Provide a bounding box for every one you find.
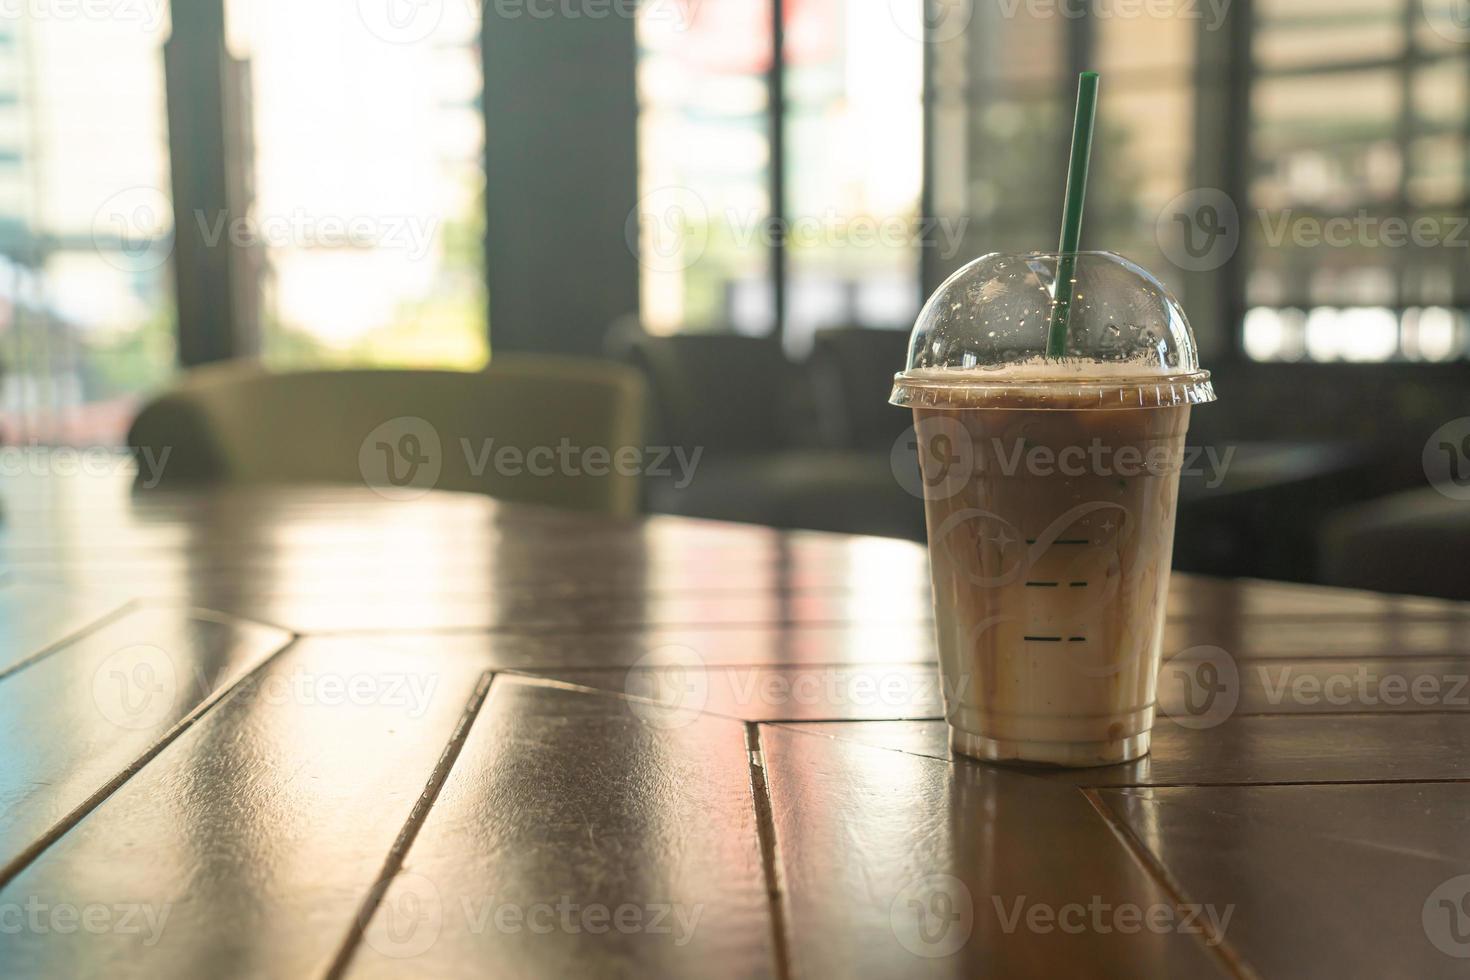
[892,252,1215,766]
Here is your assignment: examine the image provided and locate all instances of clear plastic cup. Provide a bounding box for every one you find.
[891,251,1216,767]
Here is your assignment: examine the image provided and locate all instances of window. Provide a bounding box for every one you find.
[930,1,1469,364]
[928,3,1070,283]
[636,0,774,336]
[0,11,175,446]
[928,6,1196,305]
[783,0,924,351]
[1090,13,1196,291]
[635,0,924,354]
[1245,0,1470,361]
[226,0,486,370]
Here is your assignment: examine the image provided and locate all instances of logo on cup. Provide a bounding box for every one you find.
[626,186,709,273]
[1423,417,1470,501]
[624,645,708,729]
[890,873,973,958]
[935,500,1127,590]
[889,0,972,44]
[892,416,973,500]
[359,417,443,500]
[92,644,178,730]
[1422,0,1470,43]
[1156,188,1239,272]
[1158,645,1239,729]
[92,186,173,273]
[357,0,444,44]
[934,508,1027,587]
[364,871,442,959]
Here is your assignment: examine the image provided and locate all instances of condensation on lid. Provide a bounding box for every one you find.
[890,251,1218,410]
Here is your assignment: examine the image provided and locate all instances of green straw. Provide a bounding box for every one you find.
[1045,71,1100,359]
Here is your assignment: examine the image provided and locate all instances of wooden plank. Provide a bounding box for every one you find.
[1098,783,1470,978]
[11,467,1470,977]
[1160,656,1470,715]
[0,587,132,677]
[784,715,1470,785]
[1169,576,1470,620]
[188,591,935,634]
[1164,619,1470,659]
[340,675,776,979]
[377,624,939,669]
[0,480,924,570]
[757,724,1234,978]
[532,664,944,723]
[0,606,290,878]
[0,637,490,977]
[772,720,951,760]
[11,522,931,599]
[24,564,937,601]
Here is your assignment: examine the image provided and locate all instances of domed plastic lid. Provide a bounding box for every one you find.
[890,251,1216,410]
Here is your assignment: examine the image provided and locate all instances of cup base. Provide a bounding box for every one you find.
[949,727,1150,768]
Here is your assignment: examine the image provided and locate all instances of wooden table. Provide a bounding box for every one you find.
[3,462,1470,978]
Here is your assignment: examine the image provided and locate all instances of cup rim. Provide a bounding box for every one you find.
[889,369,1216,411]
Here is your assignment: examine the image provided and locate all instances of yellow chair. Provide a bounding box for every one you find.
[127,356,647,517]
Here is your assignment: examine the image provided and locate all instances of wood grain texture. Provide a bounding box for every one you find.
[781,716,1470,785]
[341,675,776,979]
[530,664,945,723]
[0,586,132,677]
[1099,783,1470,978]
[4,467,1470,977]
[176,589,935,635]
[0,606,290,879]
[0,636,489,978]
[757,724,1235,978]
[374,623,938,669]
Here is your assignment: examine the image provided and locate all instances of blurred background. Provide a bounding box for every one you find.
[1,0,1467,594]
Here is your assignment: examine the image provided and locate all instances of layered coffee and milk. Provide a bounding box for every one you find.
[891,252,1217,767]
[906,364,1195,766]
